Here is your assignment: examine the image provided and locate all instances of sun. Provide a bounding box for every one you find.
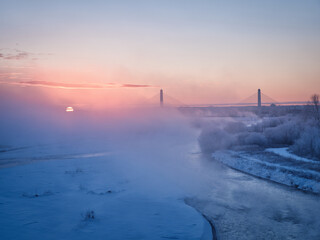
[66,106,74,112]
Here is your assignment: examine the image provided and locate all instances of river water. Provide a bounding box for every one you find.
[187,151,320,240]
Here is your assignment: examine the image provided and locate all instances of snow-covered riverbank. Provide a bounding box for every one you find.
[212,148,320,193]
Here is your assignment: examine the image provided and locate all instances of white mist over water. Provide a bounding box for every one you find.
[0,103,218,239]
[0,101,214,197]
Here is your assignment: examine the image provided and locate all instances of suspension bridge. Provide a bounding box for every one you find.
[148,89,308,107]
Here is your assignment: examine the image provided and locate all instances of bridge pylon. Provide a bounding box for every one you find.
[160,89,164,107]
[258,89,261,107]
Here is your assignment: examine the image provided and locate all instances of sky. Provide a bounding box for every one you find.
[0,0,319,108]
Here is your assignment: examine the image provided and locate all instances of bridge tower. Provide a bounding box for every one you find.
[160,89,164,107]
[258,89,261,107]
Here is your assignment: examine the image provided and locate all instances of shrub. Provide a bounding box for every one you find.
[291,127,320,160]
[224,121,246,134]
[249,117,284,132]
[264,121,301,146]
[243,132,267,146]
[198,127,235,153]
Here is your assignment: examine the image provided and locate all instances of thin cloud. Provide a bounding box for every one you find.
[0,48,50,61]
[0,50,30,60]
[3,52,29,60]
[18,81,110,89]
[1,80,157,89]
[121,84,154,88]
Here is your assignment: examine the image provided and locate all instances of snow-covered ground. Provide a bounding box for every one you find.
[212,149,320,193]
[266,147,320,165]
